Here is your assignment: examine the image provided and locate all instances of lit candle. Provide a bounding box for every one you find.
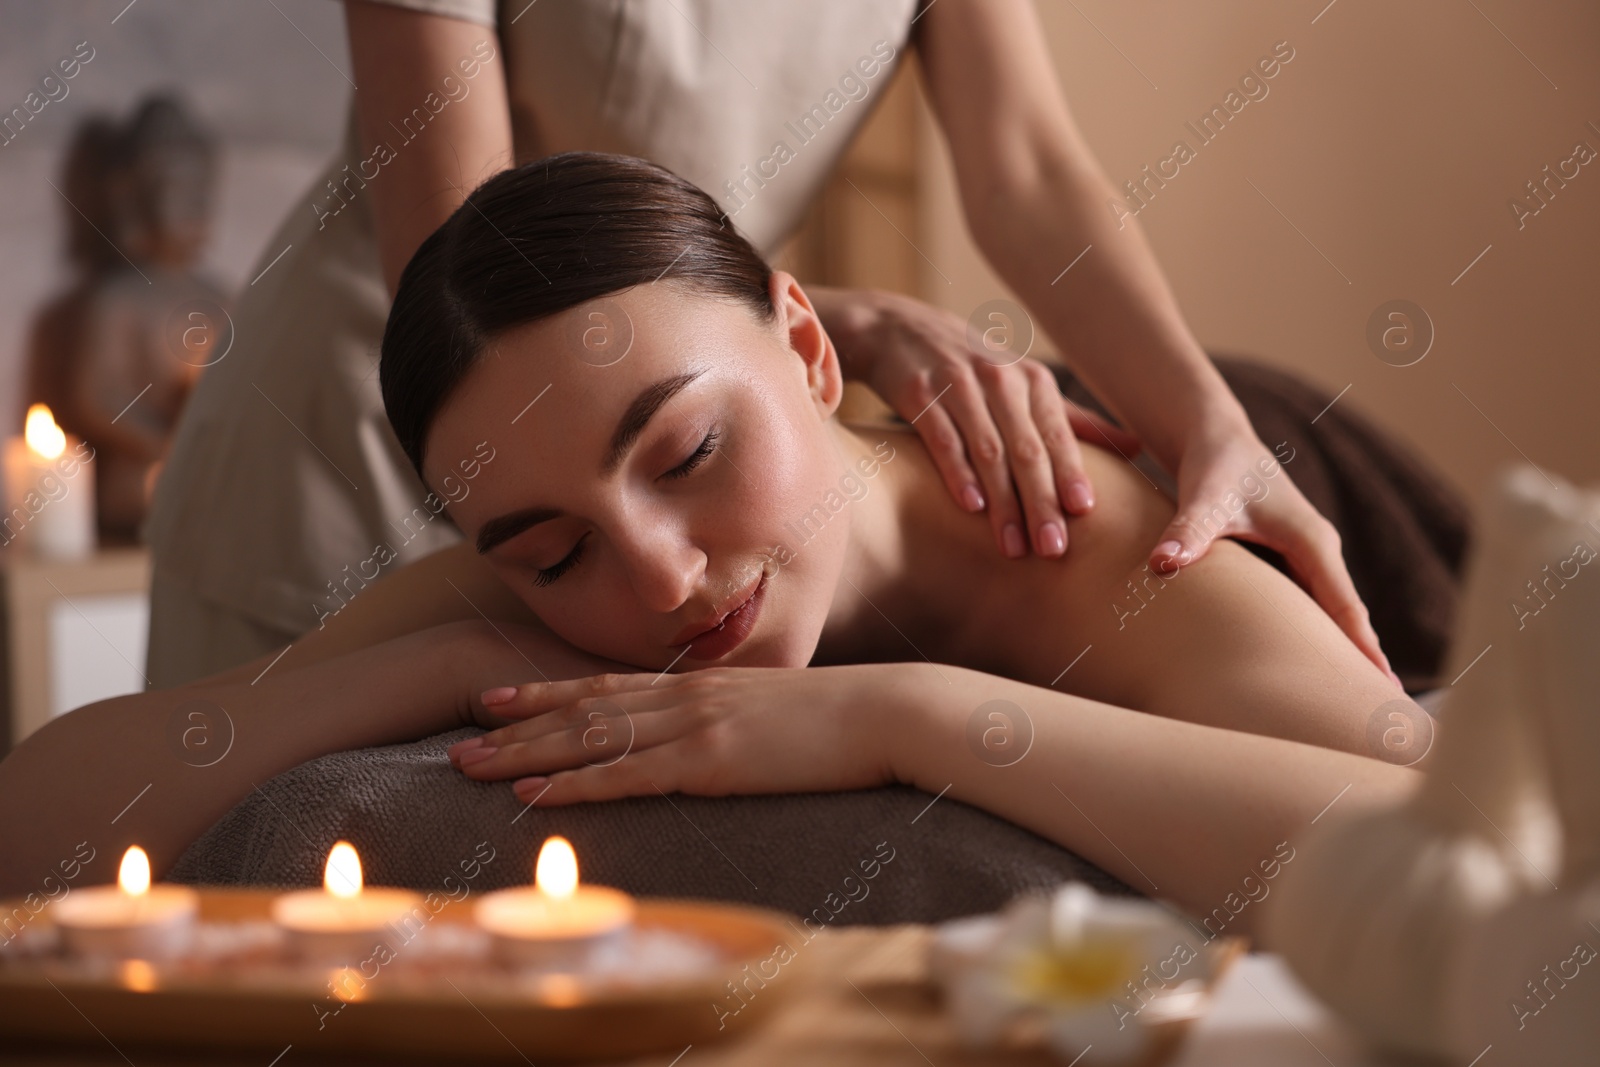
[1,404,96,559]
[51,846,198,959]
[474,836,635,970]
[270,841,424,965]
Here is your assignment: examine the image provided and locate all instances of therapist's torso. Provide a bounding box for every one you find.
[372,0,920,256]
[145,0,920,642]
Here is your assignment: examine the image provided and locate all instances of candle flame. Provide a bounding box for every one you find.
[535,836,578,898]
[324,840,363,898]
[24,404,66,461]
[119,958,158,992]
[117,846,151,897]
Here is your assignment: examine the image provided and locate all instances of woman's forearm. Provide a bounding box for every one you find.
[912,0,1241,469]
[970,158,1245,469]
[0,621,493,897]
[884,664,1419,934]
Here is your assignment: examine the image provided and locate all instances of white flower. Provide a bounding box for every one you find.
[931,884,1213,1064]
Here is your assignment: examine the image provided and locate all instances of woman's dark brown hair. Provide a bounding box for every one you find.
[380,151,775,478]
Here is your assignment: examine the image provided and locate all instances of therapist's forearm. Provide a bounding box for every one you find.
[344,1,515,295]
[968,154,1247,470]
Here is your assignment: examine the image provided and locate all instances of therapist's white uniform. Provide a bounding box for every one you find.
[144,0,920,685]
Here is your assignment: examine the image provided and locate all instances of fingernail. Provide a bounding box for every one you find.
[961,484,986,512]
[1066,483,1094,513]
[481,687,518,707]
[448,738,485,758]
[458,746,499,767]
[513,776,549,797]
[1155,540,1183,560]
[1003,523,1026,558]
[1040,522,1065,556]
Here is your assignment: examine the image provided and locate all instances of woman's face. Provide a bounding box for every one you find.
[422,271,853,671]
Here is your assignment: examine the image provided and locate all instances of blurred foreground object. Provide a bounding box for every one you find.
[929,882,1242,1064]
[1264,464,1600,1064]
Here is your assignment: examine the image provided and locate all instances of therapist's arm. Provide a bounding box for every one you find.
[344,1,515,296]
[912,0,1394,681]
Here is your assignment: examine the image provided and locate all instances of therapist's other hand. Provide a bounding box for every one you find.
[446,665,906,804]
[811,286,1139,560]
[1149,416,1401,688]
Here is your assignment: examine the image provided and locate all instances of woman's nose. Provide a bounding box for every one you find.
[614,523,703,615]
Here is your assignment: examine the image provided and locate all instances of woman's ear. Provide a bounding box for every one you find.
[768,269,844,420]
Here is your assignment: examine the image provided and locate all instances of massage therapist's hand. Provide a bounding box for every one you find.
[1153,414,1400,687]
[445,665,911,805]
[808,285,1140,560]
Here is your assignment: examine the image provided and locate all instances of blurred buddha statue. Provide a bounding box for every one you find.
[23,93,226,547]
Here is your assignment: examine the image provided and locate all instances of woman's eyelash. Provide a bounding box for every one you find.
[662,429,720,480]
[531,430,720,587]
[532,532,586,587]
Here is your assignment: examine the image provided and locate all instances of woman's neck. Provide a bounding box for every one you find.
[809,418,1001,667]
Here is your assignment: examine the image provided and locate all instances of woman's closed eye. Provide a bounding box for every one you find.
[530,429,722,587]
[662,428,720,480]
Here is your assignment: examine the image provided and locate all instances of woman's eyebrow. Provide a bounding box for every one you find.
[474,368,705,555]
[600,369,704,477]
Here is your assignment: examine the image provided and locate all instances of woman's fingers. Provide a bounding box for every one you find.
[1150,509,1220,573]
[941,370,1034,558]
[978,361,1069,557]
[1265,513,1400,687]
[1025,361,1093,524]
[451,672,668,768]
[478,671,662,719]
[453,697,692,780]
[510,745,679,806]
[1149,466,1244,572]
[905,395,988,513]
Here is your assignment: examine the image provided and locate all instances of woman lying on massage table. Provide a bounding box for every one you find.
[0,153,1427,932]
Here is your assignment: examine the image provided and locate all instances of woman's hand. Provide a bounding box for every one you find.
[445,664,918,805]
[1150,415,1401,687]
[809,286,1140,560]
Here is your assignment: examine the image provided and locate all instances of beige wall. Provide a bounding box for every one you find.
[910,0,1600,509]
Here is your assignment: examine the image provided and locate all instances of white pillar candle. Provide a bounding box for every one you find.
[2,404,96,559]
[474,836,635,970]
[51,846,198,959]
[270,840,424,965]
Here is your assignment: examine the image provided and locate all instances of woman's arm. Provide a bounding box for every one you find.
[344,0,514,296]
[0,617,629,897]
[912,0,1395,680]
[882,663,1420,936]
[443,656,1417,936]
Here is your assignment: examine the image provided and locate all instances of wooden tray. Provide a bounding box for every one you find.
[0,888,803,1062]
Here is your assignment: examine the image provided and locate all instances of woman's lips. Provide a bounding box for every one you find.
[680,573,767,661]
